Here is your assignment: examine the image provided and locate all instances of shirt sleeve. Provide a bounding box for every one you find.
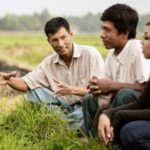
[89,47,105,79]
[22,62,49,89]
[133,41,149,83]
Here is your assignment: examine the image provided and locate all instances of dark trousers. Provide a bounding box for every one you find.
[82,88,140,137]
[120,121,150,150]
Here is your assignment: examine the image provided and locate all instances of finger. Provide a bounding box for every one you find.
[10,71,17,76]
[110,127,114,140]
[89,79,97,84]
[92,75,98,79]
[105,126,112,143]
[92,90,102,95]
[99,128,108,145]
[90,85,99,90]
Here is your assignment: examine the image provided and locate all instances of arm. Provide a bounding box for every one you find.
[8,77,28,92]
[88,77,145,96]
[111,109,150,128]
[109,82,145,92]
[94,101,141,129]
[96,101,141,145]
[0,71,28,92]
[53,79,89,97]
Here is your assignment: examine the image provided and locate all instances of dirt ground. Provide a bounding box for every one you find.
[0,60,30,98]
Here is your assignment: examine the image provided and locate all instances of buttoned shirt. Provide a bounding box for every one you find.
[105,39,149,83]
[23,43,105,104]
[98,39,150,107]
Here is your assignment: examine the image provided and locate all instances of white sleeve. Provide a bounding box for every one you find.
[89,47,105,79]
[22,62,49,89]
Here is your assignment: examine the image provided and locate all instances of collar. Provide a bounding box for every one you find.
[114,39,140,65]
[52,43,81,64]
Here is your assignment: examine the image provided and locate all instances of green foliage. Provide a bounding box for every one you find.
[0,99,115,150]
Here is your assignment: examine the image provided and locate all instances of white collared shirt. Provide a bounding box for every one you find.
[105,39,149,83]
[23,43,105,104]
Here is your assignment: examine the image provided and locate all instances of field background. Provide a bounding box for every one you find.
[0,34,108,69]
[0,34,118,150]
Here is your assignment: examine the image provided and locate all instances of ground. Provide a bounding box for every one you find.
[0,60,29,98]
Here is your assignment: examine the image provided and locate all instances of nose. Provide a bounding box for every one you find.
[99,30,105,39]
[58,39,64,47]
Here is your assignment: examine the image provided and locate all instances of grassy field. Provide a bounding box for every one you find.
[0,34,108,69]
[0,34,119,150]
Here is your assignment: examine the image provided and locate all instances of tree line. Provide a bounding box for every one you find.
[0,9,149,34]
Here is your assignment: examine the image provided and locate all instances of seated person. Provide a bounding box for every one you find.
[97,21,150,150]
[0,17,105,130]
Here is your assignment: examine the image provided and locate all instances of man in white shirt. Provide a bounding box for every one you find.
[82,3,149,136]
[0,17,105,130]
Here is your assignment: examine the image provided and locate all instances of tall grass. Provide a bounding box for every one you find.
[0,98,116,150]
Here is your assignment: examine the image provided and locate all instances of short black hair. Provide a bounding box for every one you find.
[146,22,150,26]
[100,3,138,39]
[44,17,70,37]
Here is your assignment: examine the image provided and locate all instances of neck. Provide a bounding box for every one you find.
[114,40,128,55]
[61,50,73,68]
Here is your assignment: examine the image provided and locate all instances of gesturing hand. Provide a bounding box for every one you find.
[53,79,73,97]
[0,71,17,85]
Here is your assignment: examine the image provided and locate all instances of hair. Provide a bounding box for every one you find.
[100,3,139,39]
[146,22,150,26]
[44,17,70,37]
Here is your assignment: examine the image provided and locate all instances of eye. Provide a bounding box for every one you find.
[144,36,150,40]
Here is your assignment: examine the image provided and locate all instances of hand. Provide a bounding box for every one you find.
[98,114,114,145]
[53,79,72,97]
[89,76,113,95]
[0,71,17,85]
[88,76,102,95]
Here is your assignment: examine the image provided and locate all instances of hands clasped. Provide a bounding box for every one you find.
[88,76,113,95]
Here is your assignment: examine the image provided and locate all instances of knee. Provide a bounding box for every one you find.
[82,94,94,106]
[120,122,140,149]
[114,88,138,106]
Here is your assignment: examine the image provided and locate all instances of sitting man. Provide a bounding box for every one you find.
[0,17,105,130]
[82,3,150,136]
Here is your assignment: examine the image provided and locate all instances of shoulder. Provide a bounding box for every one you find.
[39,52,57,67]
[75,43,99,54]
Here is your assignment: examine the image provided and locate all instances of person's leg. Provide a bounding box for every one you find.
[110,88,140,108]
[26,87,71,111]
[82,94,99,137]
[120,121,150,150]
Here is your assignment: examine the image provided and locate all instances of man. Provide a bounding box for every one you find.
[82,4,149,136]
[0,17,105,129]
[97,21,150,149]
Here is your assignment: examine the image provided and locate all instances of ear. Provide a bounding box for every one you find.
[69,31,73,37]
[47,38,51,44]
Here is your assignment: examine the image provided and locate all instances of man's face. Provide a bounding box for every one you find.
[100,21,127,50]
[48,27,73,57]
[142,25,150,59]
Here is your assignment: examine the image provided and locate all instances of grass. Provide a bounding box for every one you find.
[0,97,116,150]
[0,33,119,149]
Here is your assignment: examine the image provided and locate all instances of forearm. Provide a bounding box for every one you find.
[110,82,145,92]
[103,101,141,119]
[112,109,150,128]
[94,101,141,129]
[70,86,89,96]
[8,77,28,92]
